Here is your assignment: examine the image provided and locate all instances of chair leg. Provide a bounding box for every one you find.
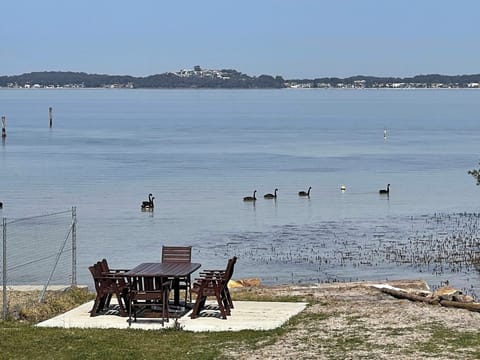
[224,288,234,309]
[120,287,130,315]
[116,292,127,316]
[215,290,228,319]
[128,296,133,326]
[97,293,108,312]
[163,287,170,324]
[191,291,205,319]
[90,295,103,317]
[105,293,112,307]
[221,293,231,316]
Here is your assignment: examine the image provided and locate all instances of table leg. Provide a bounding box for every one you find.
[173,278,180,306]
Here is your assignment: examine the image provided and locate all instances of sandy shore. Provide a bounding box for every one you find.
[226,279,480,359]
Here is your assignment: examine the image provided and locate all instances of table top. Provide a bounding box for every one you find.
[125,262,201,277]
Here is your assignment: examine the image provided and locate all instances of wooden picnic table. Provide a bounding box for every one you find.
[125,262,201,307]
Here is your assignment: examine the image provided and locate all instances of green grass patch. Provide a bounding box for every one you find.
[417,324,480,357]
[231,289,312,303]
[0,321,286,360]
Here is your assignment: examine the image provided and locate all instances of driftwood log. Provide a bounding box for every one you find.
[379,287,439,305]
[379,287,480,312]
[439,300,480,312]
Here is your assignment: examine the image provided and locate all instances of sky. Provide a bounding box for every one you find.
[1,0,479,79]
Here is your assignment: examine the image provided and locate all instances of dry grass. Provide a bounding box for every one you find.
[1,286,94,323]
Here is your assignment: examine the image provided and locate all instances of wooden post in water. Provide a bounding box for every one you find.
[1,116,6,138]
[49,107,53,128]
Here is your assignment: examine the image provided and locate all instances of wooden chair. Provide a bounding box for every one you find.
[161,246,192,304]
[198,256,237,310]
[128,276,172,326]
[88,262,129,317]
[98,258,129,289]
[190,256,237,319]
[99,258,129,276]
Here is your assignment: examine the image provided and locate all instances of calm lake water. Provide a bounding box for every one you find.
[1,89,479,293]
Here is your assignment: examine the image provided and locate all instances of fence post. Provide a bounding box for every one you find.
[71,207,77,287]
[2,217,7,319]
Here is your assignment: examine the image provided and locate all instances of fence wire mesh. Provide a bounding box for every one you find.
[1,208,76,319]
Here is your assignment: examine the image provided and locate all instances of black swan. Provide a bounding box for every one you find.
[243,190,257,201]
[264,188,278,199]
[141,193,155,210]
[298,187,311,197]
[379,184,390,194]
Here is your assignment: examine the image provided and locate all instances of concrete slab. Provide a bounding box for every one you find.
[37,300,307,332]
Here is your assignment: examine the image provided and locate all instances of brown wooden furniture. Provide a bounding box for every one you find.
[190,256,237,319]
[88,261,129,317]
[125,262,201,308]
[127,276,172,326]
[161,246,192,304]
[98,258,130,277]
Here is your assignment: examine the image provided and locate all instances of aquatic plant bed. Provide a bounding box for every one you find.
[217,212,480,296]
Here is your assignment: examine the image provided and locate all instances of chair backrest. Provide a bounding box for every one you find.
[90,262,116,292]
[98,258,128,286]
[162,246,192,263]
[99,258,109,273]
[223,256,237,283]
[89,265,102,293]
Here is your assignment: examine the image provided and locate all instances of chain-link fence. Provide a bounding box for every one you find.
[1,208,77,319]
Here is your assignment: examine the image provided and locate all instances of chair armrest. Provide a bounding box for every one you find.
[108,269,130,273]
[201,269,224,274]
[102,272,127,277]
[193,277,222,286]
[101,272,129,280]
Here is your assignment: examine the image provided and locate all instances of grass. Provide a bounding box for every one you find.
[0,323,282,360]
[416,325,480,358]
[229,288,313,304]
[0,287,288,359]
[2,286,480,359]
[4,286,95,323]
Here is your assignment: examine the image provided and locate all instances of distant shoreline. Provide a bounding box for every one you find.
[1,87,479,91]
[2,68,480,89]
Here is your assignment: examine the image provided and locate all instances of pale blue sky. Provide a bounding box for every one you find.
[1,1,479,78]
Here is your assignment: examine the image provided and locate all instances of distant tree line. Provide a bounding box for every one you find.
[291,74,480,87]
[0,70,285,88]
[2,71,480,89]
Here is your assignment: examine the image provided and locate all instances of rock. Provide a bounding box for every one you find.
[431,286,462,301]
[228,278,261,288]
[452,294,474,303]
